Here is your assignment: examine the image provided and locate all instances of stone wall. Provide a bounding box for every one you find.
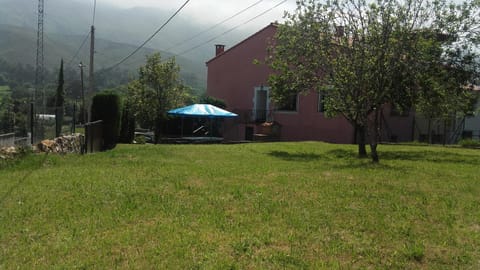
[37,134,85,154]
[0,146,19,160]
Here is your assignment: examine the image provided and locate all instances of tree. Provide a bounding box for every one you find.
[415,61,477,144]
[128,53,189,143]
[199,94,226,109]
[90,92,122,150]
[55,59,65,137]
[268,0,479,162]
[119,98,136,144]
[412,27,479,143]
[0,95,14,133]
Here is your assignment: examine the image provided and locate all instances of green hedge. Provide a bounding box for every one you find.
[119,100,135,144]
[91,92,122,150]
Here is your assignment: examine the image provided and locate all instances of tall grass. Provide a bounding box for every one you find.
[1,142,479,269]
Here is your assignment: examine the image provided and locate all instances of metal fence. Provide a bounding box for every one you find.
[9,102,82,145]
[0,133,15,147]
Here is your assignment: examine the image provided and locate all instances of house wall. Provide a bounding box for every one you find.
[273,94,354,143]
[207,24,415,143]
[207,25,276,111]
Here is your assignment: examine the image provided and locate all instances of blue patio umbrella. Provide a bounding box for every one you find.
[168,104,237,137]
[168,104,238,118]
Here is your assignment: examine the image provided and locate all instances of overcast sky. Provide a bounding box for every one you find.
[100,0,297,29]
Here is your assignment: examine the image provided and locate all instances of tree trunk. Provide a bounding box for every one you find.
[55,108,61,138]
[154,117,163,144]
[427,118,432,144]
[369,109,380,163]
[370,143,379,163]
[357,125,367,158]
[443,119,447,145]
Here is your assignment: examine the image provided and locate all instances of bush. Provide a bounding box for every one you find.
[458,139,480,148]
[199,95,226,109]
[119,100,136,144]
[90,92,122,150]
[134,135,146,144]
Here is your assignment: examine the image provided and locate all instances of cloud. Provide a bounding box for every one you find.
[101,0,297,28]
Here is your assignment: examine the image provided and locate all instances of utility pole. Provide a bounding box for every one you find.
[35,0,44,108]
[88,25,95,122]
[34,0,44,143]
[79,62,86,125]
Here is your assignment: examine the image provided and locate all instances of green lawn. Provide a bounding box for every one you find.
[1,142,479,269]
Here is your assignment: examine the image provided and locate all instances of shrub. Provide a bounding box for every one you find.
[199,95,226,109]
[90,92,122,150]
[458,139,480,148]
[119,100,135,144]
[134,135,146,144]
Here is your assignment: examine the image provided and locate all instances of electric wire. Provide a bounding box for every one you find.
[100,0,192,73]
[67,31,91,66]
[165,0,265,51]
[66,0,96,67]
[171,0,287,59]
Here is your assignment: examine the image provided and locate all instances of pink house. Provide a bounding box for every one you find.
[206,23,414,143]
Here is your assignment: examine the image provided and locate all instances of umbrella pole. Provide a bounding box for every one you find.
[181,117,184,138]
[209,118,213,137]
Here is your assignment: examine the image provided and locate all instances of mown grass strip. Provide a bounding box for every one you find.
[0,142,479,269]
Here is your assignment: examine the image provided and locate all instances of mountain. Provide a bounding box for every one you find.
[0,0,259,90]
[0,24,206,91]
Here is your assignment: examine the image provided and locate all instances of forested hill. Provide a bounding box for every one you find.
[0,0,250,91]
[0,24,206,91]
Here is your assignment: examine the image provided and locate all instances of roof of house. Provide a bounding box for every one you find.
[205,23,278,65]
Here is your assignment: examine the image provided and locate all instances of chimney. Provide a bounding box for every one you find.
[215,44,225,56]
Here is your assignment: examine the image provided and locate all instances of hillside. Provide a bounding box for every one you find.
[0,24,206,90]
[0,0,264,91]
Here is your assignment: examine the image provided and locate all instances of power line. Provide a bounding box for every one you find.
[67,31,91,66]
[100,0,192,73]
[165,0,265,51]
[172,0,287,58]
[66,0,96,67]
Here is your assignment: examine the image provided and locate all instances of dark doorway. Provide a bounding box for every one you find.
[245,126,254,141]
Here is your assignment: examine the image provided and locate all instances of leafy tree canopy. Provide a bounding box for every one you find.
[268,0,479,162]
[128,53,190,143]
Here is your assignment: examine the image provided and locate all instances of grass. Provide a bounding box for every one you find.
[458,139,480,149]
[0,85,10,100]
[0,142,479,269]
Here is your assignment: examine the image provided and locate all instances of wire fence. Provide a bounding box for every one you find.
[0,101,85,146]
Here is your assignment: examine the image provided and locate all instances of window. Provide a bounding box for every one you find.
[318,91,326,112]
[276,94,298,111]
[317,85,333,113]
[254,86,269,122]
